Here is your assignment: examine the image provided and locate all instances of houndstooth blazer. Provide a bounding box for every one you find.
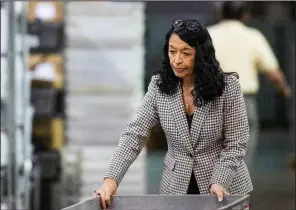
[105,74,253,195]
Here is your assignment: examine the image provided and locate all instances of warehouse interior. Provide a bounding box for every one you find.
[0,2,295,210]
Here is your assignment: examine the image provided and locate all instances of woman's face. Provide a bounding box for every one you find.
[168,33,196,80]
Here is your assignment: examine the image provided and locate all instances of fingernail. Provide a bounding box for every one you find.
[219,198,222,202]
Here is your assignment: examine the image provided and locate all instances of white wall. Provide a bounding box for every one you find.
[64,2,147,200]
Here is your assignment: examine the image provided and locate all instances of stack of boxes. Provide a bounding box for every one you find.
[28,2,65,152]
[27,2,66,210]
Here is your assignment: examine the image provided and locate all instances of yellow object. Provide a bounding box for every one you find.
[28,2,64,24]
[32,118,65,150]
[51,118,64,150]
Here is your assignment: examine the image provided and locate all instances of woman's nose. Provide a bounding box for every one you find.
[174,53,183,64]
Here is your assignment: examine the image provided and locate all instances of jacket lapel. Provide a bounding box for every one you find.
[168,86,194,155]
[190,101,211,149]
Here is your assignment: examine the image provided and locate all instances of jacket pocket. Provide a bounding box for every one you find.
[163,153,176,171]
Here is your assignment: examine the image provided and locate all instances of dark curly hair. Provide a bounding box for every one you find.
[154,19,237,107]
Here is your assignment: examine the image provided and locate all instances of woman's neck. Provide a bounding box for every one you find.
[182,76,194,90]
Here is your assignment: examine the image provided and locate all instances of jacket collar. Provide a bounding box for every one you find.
[167,84,211,154]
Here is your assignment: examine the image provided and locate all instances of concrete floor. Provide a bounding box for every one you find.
[146,130,295,210]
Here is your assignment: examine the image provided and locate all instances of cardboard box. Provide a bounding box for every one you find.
[29,54,64,89]
[28,2,64,23]
[32,118,65,150]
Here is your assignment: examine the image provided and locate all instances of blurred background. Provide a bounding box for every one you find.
[0,1,295,210]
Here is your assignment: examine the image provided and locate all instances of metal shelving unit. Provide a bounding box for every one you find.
[0,2,34,210]
[1,2,67,209]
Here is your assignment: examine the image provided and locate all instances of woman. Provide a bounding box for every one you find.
[93,19,253,209]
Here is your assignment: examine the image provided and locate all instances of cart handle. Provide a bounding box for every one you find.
[218,194,250,210]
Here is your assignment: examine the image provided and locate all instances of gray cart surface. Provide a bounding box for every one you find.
[61,194,249,210]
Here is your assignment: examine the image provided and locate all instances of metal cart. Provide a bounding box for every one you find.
[61,194,250,210]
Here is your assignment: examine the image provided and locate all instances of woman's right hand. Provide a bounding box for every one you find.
[93,178,117,209]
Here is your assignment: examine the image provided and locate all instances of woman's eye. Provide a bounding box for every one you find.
[169,50,176,54]
[183,52,190,56]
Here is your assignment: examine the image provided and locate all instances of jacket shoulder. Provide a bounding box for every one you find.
[147,75,161,93]
[150,74,161,87]
[151,74,161,82]
[224,73,241,96]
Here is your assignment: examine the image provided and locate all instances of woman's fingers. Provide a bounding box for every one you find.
[105,193,112,207]
[93,188,107,209]
[93,181,116,210]
[99,191,107,210]
[104,187,111,208]
[216,189,224,202]
[93,190,99,198]
[210,183,230,202]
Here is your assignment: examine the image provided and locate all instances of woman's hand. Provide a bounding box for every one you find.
[209,183,230,202]
[93,178,117,209]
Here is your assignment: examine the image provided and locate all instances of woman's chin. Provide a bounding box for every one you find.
[173,71,187,79]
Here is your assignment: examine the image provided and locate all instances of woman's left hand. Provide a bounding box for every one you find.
[209,183,230,202]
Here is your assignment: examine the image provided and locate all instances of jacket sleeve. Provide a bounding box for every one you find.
[104,76,159,185]
[210,75,249,191]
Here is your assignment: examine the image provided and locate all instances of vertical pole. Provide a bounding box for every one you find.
[6,1,17,209]
[21,3,32,209]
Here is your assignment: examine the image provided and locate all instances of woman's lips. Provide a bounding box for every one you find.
[174,68,187,73]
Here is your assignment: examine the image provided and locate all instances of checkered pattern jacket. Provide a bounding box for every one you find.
[105,74,253,195]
